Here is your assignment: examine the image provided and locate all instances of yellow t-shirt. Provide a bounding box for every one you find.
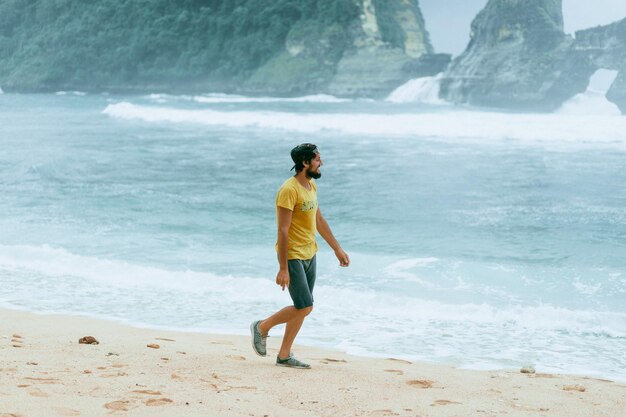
[275,177,318,260]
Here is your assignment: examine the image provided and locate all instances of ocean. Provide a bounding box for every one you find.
[1,80,625,381]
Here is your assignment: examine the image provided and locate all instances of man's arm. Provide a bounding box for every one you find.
[276,207,293,290]
[316,208,350,267]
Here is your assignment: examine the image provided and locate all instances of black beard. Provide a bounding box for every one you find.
[306,169,321,179]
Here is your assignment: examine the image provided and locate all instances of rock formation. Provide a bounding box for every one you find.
[574,18,626,113]
[440,0,626,114]
[440,0,594,111]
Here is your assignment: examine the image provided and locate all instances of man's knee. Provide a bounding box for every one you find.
[298,305,313,316]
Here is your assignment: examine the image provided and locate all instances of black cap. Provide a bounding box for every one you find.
[290,143,319,170]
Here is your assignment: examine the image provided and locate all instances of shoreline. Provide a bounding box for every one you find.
[2,308,624,417]
[3,304,622,384]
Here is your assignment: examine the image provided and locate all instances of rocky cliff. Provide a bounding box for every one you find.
[0,0,449,97]
[439,0,594,111]
[323,0,449,98]
[234,0,450,97]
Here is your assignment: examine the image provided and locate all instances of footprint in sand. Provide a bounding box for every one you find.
[28,387,48,397]
[10,334,24,348]
[52,407,80,416]
[24,377,59,384]
[431,399,461,406]
[369,409,399,416]
[226,355,246,361]
[104,400,132,412]
[210,340,233,345]
[563,384,586,392]
[2,414,25,417]
[387,358,412,365]
[155,337,175,342]
[406,380,434,389]
[145,398,173,406]
[384,369,404,375]
[132,390,162,395]
[100,372,128,378]
[320,357,348,364]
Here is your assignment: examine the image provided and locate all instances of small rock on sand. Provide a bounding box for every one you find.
[520,366,536,374]
[78,336,99,345]
[147,343,160,349]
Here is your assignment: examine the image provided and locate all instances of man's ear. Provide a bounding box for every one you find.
[302,159,310,168]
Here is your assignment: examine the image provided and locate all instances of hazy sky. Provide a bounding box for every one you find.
[420,0,626,55]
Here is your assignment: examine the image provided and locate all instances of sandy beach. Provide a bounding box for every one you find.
[1,308,624,417]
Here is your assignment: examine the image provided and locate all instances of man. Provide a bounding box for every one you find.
[251,143,350,369]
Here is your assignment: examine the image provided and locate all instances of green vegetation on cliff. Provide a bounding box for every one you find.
[0,0,359,92]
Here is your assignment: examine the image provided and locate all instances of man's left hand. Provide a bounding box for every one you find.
[334,248,350,267]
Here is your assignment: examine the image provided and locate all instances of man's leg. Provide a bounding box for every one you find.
[258,305,307,335]
[277,306,312,358]
[256,258,314,356]
[275,257,315,357]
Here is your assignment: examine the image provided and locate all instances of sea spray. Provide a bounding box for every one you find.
[558,69,620,115]
[386,74,445,104]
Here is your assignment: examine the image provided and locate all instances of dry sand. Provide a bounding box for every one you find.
[1,308,624,417]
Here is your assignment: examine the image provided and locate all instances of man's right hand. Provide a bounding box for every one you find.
[276,269,290,291]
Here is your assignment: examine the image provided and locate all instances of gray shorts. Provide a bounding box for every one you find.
[288,256,316,309]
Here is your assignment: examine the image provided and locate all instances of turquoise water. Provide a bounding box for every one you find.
[1,92,625,380]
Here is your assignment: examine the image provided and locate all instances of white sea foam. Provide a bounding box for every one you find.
[193,93,350,104]
[386,74,446,104]
[0,244,280,300]
[146,93,350,104]
[2,244,624,335]
[0,87,4,94]
[558,69,620,115]
[104,102,626,147]
[382,258,439,286]
[558,88,621,116]
[55,91,87,96]
[2,243,625,379]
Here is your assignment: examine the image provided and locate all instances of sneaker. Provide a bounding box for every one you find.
[250,320,267,356]
[276,354,311,369]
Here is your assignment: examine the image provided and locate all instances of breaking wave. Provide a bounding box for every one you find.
[386,74,446,104]
[146,93,351,104]
[104,101,626,147]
